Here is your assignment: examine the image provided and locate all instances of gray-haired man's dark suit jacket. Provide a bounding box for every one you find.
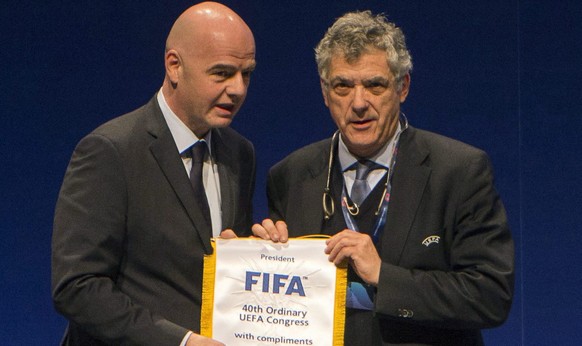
[266,126,514,345]
[52,96,255,345]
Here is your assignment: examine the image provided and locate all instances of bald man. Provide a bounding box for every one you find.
[52,3,256,345]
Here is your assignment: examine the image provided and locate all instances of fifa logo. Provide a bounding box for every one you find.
[245,271,306,296]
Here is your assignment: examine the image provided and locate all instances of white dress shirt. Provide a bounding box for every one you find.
[157,88,223,236]
[338,121,402,196]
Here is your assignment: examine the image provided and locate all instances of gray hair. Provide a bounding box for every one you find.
[315,11,412,90]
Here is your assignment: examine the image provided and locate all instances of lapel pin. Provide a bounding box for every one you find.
[422,235,440,247]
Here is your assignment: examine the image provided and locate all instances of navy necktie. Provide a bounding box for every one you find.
[350,160,376,206]
[190,141,211,228]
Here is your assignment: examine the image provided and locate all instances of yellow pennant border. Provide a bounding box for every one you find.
[200,235,347,345]
[200,238,217,337]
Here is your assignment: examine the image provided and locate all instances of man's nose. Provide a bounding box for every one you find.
[226,72,247,97]
[352,86,369,114]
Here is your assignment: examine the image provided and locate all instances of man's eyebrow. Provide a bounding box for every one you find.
[328,76,353,84]
[206,63,257,74]
[362,76,390,84]
[206,64,237,73]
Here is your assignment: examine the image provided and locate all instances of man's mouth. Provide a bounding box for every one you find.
[351,118,374,126]
[215,103,235,114]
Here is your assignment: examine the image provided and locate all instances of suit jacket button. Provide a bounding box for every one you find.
[398,308,414,318]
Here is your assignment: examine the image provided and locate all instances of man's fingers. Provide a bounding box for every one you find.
[325,229,357,255]
[274,220,289,242]
[325,230,381,285]
[261,219,280,242]
[326,233,357,262]
[251,219,289,242]
[251,223,271,240]
[219,229,237,239]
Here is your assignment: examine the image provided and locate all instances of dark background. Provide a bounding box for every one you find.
[1,1,580,344]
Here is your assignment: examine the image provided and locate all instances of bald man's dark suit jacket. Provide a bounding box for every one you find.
[52,96,255,345]
[266,126,514,345]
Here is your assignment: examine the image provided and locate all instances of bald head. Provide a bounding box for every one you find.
[162,2,256,137]
[166,2,254,57]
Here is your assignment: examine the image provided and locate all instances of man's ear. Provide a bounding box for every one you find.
[320,78,330,107]
[165,49,181,88]
[399,73,411,103]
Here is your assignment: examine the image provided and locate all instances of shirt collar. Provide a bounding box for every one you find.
[338,121,402,172]
[157,87,212,156]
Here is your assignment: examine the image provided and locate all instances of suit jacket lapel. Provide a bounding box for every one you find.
[146,98,213,253]
[382,127,431,264]
[299,173,327,233]
[300,140,332,233]
[211,129,236,229]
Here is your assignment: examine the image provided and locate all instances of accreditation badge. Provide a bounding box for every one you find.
[201,236,347,345]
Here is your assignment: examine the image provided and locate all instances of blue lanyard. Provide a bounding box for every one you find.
[340,127,404,243]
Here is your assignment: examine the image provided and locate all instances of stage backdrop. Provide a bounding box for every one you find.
[1,1,580,344]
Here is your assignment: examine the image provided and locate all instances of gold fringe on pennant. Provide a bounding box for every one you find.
[297,234,347,345]
[297,234,330,239]
[333,262,347,346]
[200,239,217,337]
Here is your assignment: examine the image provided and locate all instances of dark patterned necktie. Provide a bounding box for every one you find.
[190,141,211,228]
[350,160,376,205]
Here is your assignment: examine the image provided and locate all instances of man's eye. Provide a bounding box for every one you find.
[366,83,387,94]
[214,71,231,78]
[332,83,351,95]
